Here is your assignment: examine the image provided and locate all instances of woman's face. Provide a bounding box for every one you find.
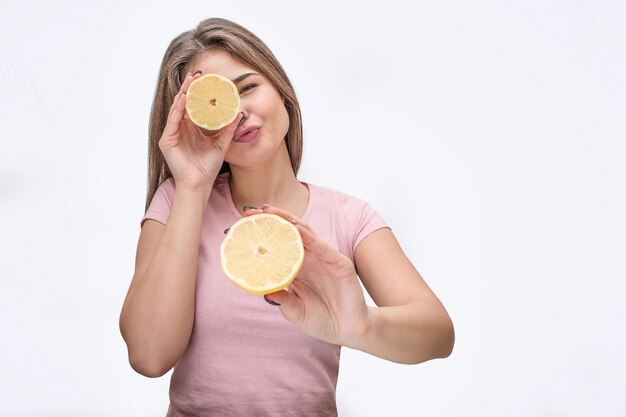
[188,50,290,168]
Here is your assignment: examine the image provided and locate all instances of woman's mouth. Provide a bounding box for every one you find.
[235,127,261,143]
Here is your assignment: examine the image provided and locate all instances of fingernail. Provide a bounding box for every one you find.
[264,295,280,306]
[262,204,272,209]
[291,219,298,225]
[224,227,230,234]
[238,113,245,126]
[243,205,258,212]
[193,70,203,76]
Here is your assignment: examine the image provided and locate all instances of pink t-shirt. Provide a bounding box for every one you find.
[140,171,390,417]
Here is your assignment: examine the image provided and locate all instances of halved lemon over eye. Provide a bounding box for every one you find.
[185,73,241,130]
[220,213,304,296]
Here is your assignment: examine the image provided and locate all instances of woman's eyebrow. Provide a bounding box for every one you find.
[231,72,259,85]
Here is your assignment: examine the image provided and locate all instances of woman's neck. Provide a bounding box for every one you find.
[228,148,307,214]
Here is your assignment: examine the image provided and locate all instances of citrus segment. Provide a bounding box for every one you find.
[220,213,304,295]
[185,73,241,130]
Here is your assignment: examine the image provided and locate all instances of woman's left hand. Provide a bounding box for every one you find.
[243,205,371,347]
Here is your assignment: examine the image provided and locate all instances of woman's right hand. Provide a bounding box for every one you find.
[158,72,244,190]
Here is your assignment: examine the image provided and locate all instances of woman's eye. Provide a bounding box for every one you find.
[240,83,257,94]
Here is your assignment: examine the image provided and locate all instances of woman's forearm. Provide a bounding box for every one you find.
[350,298,455,365]
[120,184,212,377]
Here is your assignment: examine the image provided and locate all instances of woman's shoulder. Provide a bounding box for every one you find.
[307,180,368,204]
[150,176,176,203]
[306,180,374,216]
[154,176,176,193]
[305,180,390,259]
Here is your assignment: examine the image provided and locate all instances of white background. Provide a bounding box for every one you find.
[1,1,625,416]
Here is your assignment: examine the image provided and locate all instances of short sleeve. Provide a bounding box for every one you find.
[140,178,175,228]
[349,198,391,257]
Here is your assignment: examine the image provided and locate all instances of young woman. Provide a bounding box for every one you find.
[119,17,454,417]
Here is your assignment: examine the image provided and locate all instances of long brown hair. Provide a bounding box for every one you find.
[144,17,304,213]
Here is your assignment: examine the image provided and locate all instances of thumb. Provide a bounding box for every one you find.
[215,112,245,147]
[264,289,303,325]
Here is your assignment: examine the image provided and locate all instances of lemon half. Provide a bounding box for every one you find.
[220,213,304,296]
[185,73,241,130]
